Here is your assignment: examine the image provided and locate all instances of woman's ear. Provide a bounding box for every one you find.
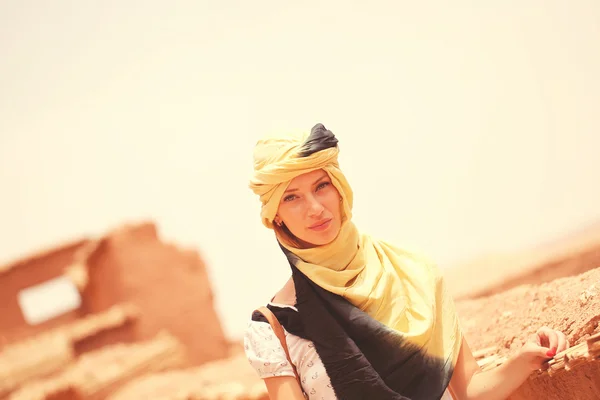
[274,216,282,226]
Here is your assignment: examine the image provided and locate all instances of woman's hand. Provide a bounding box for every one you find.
[517,326,570,371]
[450,331,571,400]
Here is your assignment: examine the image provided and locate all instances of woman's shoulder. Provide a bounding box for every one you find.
[244,307,286,354]
[243,308,297,379]
[244,315,276,341]
[245,302,300,351]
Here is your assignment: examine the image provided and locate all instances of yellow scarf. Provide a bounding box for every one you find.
[249,125,461,365]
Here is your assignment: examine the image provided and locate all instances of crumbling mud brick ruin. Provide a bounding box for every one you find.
[1,222,599,399]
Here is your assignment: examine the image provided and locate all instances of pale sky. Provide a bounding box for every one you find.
[1,1,599,340]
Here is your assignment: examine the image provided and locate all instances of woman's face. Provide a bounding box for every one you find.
[275,169,342,247]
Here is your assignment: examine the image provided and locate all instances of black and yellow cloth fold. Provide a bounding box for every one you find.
[249,124,462,400]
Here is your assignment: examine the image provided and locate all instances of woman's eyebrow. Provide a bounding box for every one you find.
[284,175,329,194]
[313,174,329,185]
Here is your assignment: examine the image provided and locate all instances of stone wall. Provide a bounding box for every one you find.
[81,222,229,365]
[0,239,89,345]
[0,222,230,399]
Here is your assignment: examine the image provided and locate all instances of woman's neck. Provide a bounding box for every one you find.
[271,276,296,306]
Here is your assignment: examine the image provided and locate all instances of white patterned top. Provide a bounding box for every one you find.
[244,303,334,399]
[244,303,454,400]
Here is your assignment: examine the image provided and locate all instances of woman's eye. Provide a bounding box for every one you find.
[316,182,330,191]
[283,195,296,202]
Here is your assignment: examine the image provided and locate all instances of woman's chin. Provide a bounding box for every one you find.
[305,230,339,247]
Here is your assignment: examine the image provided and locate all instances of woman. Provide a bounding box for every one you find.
[244,123,569,400]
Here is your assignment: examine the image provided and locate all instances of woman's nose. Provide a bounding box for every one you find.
[306,195,325,216]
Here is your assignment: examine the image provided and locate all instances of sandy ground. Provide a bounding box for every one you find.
[456,267,600,356]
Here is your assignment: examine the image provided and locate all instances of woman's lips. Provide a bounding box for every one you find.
[309,219,332,231]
